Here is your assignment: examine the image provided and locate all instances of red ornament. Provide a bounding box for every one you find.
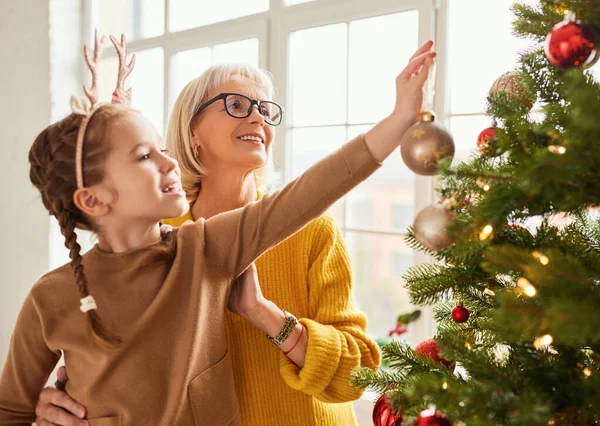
[412,408,452,426]
[544,12,599,69]
[451,302,470,323]
[414,339,456,370]
[373,393,403,426]
[476,126,497,155]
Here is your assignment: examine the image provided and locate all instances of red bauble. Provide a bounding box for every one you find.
[544,13,599,69]
[451,303,470,323]
[412,408,452,426]
[476,126,497,155]
[373,393,403,426]
[414,339,456,370]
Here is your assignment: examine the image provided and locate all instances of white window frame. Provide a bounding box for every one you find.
[82,0,445,342]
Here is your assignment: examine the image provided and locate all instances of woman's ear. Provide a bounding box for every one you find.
[73,187,111,218]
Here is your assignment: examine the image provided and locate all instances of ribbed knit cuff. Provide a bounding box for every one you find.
[279,318,342,395]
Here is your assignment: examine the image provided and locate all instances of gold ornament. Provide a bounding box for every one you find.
[413,203,454,251]
[489,71,536,111]
[400,111,455,176]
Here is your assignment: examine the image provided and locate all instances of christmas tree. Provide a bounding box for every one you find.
[352,1,600,425]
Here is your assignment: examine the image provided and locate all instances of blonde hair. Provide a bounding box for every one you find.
[166,63,278,202]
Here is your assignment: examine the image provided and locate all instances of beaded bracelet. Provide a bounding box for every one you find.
[267,310,298,345]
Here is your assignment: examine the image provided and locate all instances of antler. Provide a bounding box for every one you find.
[110,34,136,105]
[82,29,108,107]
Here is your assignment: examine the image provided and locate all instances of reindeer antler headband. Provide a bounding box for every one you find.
[70,29,136,189]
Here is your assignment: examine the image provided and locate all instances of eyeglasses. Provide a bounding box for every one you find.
[192,93,284,126]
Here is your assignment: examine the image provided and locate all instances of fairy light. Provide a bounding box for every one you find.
[533,251,550,265]
[476,178,490,192]
[517,277,537,297]
[459,401,466,407]
[583,368,592,377]
[548,420,556,425]
[442,381,448,390]
[548,145,566,155]
[479,225,493,241]
[533,334,553,349]
[465,341,472,350]
[483,184,490,192]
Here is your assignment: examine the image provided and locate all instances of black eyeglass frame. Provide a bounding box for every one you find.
[192,92,284,126]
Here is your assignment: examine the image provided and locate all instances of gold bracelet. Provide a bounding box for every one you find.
[267,310,298,345]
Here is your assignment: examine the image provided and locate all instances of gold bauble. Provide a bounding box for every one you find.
[489,71,536,110]
[400,112,455,176]
[413,204,454,251]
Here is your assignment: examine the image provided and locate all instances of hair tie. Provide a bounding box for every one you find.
[160,224,173,236]
[80,295,97,313]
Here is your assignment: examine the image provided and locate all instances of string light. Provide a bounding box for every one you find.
[583,368,592,377]
[465,341,472,350]
[479,225,493,241]
[533,251,550,265]
[548,145,566,155]
[476,178,491,192]
[484,288,496,296]
[459,401,466,407]
[548,420,555,425]
[533,334,553,349]
[442,381,448,390]
[517,277,537,297]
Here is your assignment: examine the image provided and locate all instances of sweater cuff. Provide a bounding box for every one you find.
[279,319,341,394]
[341,134,382,183]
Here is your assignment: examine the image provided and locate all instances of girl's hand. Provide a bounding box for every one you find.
[365,40,437,162]
[228,263,267,320]
[391,40,436,128]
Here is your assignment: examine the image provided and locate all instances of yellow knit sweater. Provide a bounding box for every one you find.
[163,210,381,426]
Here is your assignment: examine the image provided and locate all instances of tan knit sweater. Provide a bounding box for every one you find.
[0,135,380,426]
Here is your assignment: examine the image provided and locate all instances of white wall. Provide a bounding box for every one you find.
[0,0,51,367]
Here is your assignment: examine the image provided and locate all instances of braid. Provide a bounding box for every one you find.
[56,205,121,346]
[29,106,128,348]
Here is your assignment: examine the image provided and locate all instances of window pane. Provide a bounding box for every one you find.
[447,114,495,164]
[171,47,212,109]
[447,0,537,114]
[347,125,415,232]
[169,0,269,32]
[349,11,418,124]
[96,0,164,41]
[346,231,414,339]
[213,38,260,66]
[289,126,346,178]
[289,24,347,126]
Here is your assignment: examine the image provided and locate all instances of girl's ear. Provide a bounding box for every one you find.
[73,187,111,217]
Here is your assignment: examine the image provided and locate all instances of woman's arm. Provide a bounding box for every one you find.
[0,293,61,425]
[279,214,381,402]
[202,43,436,279]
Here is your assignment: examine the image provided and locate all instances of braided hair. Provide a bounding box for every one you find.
[29,104,129,347]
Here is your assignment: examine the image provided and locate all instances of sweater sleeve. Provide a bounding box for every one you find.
[0,293,61,425]
[278,214,381,402]
[202,134,381,279]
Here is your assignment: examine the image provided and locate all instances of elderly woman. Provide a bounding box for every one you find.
[34,41,436,426]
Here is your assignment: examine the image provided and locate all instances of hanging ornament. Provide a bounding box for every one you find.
[412,407,452,426]
[414,338,456,370]
[389,309,421,337]
[476,126,497,156]
[489,72,536,111]
[413,204,454,251]
[373,393,404,426]
[451,301,470,323]
[400,111,455,176]
[544,11,599,69]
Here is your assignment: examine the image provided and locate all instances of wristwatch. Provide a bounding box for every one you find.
[267,310,298,345]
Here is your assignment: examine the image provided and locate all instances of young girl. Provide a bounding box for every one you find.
[0,30,435,425]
